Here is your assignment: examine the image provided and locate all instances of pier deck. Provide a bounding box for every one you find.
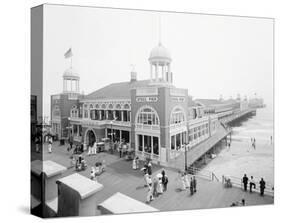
[221,109,256,125]
[32,142,273,215]
[169,124,230,170]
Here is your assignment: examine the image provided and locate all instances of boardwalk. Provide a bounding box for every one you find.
[35,142,273,215]
[169,124,230,169]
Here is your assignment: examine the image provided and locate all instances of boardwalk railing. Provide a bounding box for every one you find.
[187,166,220,182]
[222,175,274,197]
[188,167,274,198]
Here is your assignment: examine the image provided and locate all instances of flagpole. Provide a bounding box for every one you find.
[70,46,72,68]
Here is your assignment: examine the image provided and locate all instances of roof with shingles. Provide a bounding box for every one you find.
[195,99,223,106]
[84,80,151,100]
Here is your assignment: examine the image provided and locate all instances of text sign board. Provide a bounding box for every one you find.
[136,97,158,103]
[171,97,185,102]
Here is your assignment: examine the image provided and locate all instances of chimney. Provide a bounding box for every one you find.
[130,71,137,82]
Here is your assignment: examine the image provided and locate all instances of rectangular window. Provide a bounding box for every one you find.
[171,135,175,150]
[176,134,181,150]
[144,135,151,153]
[153,136,159,155]
[138,135,143,151]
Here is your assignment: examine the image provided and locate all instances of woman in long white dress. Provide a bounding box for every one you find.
[157,174,163,194]
[180,172,186,190]
[93,142,97,155]
[88,144,93,156]
[48,136,53,153]
[184,172,190,188]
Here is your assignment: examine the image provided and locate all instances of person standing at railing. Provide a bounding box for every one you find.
[242,174,249,191]
[249,176,256,193]
[259,178,266,196]
[193,176,197,193]
[190,176,194,196]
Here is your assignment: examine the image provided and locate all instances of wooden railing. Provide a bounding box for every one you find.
[222,175,274,197]
[187,166,220,182]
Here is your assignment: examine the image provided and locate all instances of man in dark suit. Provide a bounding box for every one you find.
[259,178,266,196]
[242,174,249,191]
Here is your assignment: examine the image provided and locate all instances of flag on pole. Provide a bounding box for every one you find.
[64,48,73,58]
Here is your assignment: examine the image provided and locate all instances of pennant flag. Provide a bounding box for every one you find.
[64,48,73,58]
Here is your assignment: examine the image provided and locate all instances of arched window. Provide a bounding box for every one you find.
[115,104,122,110]
[124,104,130,110]
[52,106,60,117]
[95,104,99,109]
[101,104,106,109]
[70,105,79,118]
[136,106,159,126]
[89,104,94,109]
[108,104,113,110]
[170,107,186,124]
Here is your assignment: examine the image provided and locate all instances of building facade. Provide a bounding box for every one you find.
[51,41,220,166]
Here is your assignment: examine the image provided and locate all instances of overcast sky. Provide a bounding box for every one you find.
[43,4,274,118]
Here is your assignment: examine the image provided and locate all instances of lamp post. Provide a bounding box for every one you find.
[110,118,117,152]
[184,143,188,171]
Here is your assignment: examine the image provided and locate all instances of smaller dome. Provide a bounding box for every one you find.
[63,67,79,77]
[149,42,171,61]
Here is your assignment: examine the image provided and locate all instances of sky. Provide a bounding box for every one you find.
[43,4,274,118]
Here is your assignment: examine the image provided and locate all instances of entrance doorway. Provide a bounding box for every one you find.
[86,129,96,146]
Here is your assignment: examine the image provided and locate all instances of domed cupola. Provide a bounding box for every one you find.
[149,42,172,63]
[62,67,80,94]
[63,67,79,78]
[149,42,173,84]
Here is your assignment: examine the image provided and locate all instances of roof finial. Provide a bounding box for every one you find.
[158,15,162,46]
[130,64,135,72]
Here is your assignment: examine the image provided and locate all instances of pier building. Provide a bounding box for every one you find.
[50,40,223,166]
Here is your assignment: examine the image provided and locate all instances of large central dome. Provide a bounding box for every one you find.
[149,42,171,62]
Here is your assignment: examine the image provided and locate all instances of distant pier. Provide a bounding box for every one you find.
[220,108,257,125]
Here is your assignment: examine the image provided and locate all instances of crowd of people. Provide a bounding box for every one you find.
[135,159,169,204]
[178,171,197,196]
[242,174,267,196]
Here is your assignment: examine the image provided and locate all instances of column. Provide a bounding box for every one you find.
[155,63,159,81]
[77,125,79,137]
[106,110,108,120]
[162,64,164,81]
[82,107,84,118]
[180,133,182,149]
[150,64,153,80]
[168,64,171,83]
[99,110,102,120]
[120,130,122,142]
[113,110,116,119]
[63,79,66,92]
[121,111,124,122]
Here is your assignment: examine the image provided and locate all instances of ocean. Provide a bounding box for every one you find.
[202,106,274,185]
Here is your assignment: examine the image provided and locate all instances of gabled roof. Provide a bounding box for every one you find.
[195,99,223,107]
[84,80,151,100]
[224,99,239,104]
